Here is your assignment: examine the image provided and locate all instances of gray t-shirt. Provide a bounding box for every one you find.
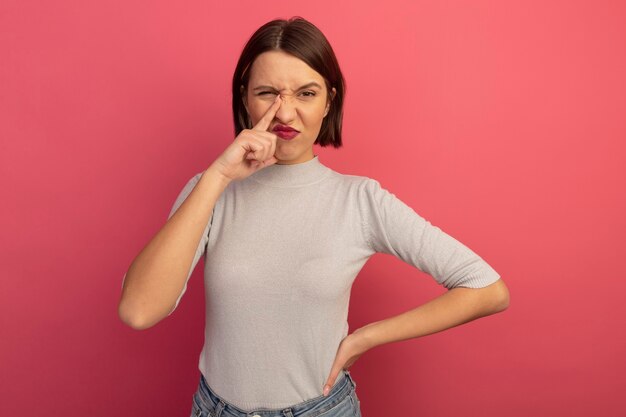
[162,154,500,410]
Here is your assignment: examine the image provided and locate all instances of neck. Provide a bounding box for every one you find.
[248,154,331,188]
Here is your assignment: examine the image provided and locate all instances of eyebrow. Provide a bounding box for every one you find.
[252,82,323,91]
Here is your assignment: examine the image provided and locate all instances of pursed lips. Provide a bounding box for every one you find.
[272,124,300,132]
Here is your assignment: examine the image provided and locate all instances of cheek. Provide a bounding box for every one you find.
[301,105,327,124]
[247,96,270,115]
[249,105,269,123]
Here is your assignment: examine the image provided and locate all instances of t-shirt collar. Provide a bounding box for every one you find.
[247,154,331,187]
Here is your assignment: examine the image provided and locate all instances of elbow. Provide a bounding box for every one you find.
[491,278,510,312]
[118,273,170,331]
[118,301,152,331]
[118,272,147,330]
[494,293,509,313]
[464,278,510,314]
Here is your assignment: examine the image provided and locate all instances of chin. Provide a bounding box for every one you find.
[275,152,305,165]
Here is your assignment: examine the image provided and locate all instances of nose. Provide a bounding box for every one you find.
[274,94,297,123]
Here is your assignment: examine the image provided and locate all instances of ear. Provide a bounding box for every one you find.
[324,87,337,118]
[240,85,248,113]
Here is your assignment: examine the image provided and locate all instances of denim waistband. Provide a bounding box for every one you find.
[197,370,357,417]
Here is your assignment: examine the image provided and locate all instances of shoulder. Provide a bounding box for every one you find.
[333,172,391,201]
[321,170,396,207]
[177,171,205,190]
[325,169,382,191]
[189,171,205,184]
[170,171,204,197]
[323,172,399,218]
[167,171,206,218]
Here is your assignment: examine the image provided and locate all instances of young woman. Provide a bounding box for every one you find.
[119,16,509,417]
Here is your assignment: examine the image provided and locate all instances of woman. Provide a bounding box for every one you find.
[118,16,509,417]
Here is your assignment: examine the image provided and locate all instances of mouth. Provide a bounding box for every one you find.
[272,124,300,133]
[274,130,299,140]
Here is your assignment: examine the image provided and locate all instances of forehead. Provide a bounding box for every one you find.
[248,50,325,89]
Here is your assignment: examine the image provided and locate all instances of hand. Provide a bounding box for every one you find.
[211,95,282,182]
[322,329,371,396]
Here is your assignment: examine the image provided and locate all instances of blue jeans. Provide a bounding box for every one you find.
[190,369,362,417]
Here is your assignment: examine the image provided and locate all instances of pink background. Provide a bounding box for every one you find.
[2,1,625,416]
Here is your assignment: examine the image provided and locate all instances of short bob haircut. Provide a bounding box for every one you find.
[232,16,346,148]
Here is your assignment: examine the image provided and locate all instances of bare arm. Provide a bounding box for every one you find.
[321,279,509,395]
[355,278,510,349]
[118,163,231,330]
[118,94,284,330]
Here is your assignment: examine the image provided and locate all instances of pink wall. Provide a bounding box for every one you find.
[1,1,624,416]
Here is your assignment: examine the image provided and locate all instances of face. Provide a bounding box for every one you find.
[241,50,337,165]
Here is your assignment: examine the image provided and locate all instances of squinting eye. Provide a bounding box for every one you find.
[257,91,316,97]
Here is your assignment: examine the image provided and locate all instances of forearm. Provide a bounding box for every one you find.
[356,279,509,350]
[118,163,231,329]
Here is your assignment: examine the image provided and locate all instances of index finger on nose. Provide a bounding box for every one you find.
[252,95,282,132]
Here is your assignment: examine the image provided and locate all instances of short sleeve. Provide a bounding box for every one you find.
[361,178,500,289]
[166,172,213,315]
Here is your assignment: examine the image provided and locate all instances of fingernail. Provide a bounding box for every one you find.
[323,385,330,396]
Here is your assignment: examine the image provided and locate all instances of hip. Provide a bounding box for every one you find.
[190,369,362,417]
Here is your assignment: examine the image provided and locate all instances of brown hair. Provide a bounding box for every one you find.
[232,16,346,148]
